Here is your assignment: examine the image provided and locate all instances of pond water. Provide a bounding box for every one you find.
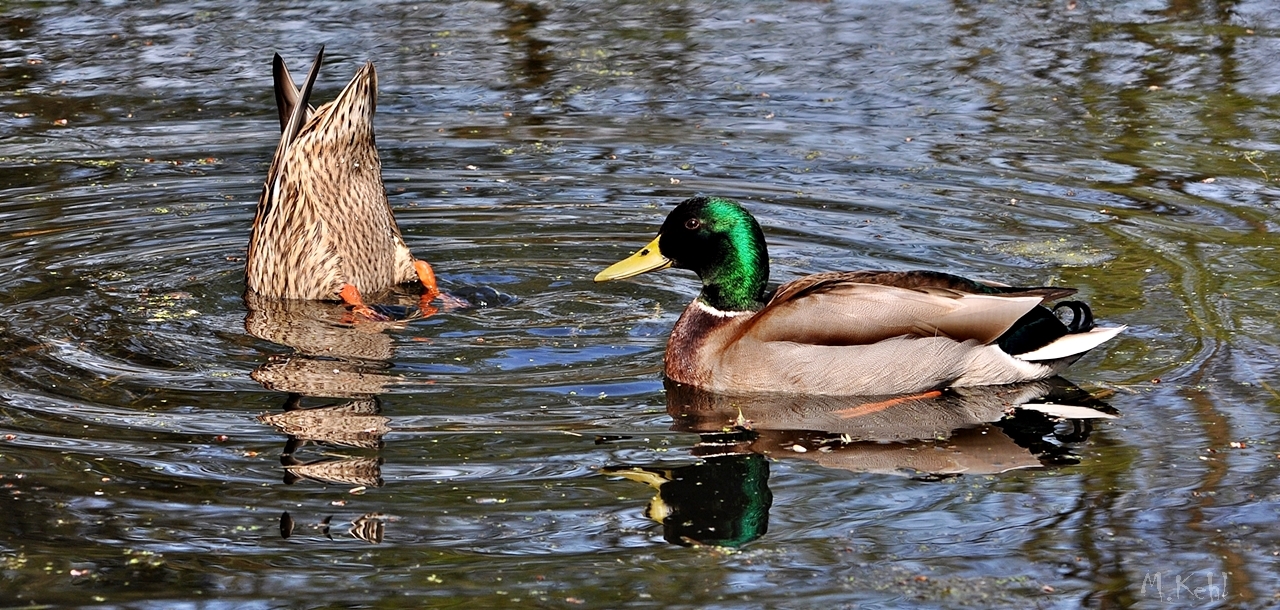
[3,1,1280,608]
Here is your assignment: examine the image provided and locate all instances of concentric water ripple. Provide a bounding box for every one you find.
[3,1,1280,608]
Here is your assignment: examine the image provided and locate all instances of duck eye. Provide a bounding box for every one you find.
[684,218,702,231]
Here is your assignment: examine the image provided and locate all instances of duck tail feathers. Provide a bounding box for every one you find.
[258,47,323,221]
[273,53,299,132]
[278,46,323,152]
[1052,300,1094,332]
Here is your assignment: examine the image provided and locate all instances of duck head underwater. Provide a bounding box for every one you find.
[246,48,441,320]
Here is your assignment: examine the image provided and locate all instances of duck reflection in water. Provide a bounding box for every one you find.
[279,511,391,545]
[605,378,1115,547]
[246,293,407,489]
[247,287,511,537]
[244,49,514,544]
[245,294,415,544]
[605,441,772,548]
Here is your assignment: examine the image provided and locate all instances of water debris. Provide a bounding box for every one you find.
[1242,150,1271,182]
[0,155,121,168]
[595,435,633,444]
[997,239,1112,267]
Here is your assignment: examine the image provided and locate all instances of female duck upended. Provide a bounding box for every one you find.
[595,197,1125,396]
[246,47,439,320]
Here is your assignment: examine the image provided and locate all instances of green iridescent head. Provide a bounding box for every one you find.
[596,197,770,312]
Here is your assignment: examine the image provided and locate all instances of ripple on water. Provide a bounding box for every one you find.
[4,1,1280,607]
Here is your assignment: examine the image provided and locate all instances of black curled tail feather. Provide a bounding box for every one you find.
[997,299,1096,355]
[1052,301,1094,333]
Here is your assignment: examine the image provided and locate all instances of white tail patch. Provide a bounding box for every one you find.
[1016,325,1126,361]
[1020,403,1118,420]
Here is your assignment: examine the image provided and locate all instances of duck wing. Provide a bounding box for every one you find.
[772,270,1077,303]
[743,271,1053,346]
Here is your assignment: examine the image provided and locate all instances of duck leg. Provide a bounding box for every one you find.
[413,259,440,299]
[413,259,442,316]
[833,390,945,419]
[414,259,473,311]
[339,284,390,321]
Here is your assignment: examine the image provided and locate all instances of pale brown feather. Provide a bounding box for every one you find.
[272,53,315,132]
[745,282,1042,347]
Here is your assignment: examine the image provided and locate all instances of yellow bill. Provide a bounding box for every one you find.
[594,235,672,281]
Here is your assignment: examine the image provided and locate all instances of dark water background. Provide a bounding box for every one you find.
[3,1,1280,607]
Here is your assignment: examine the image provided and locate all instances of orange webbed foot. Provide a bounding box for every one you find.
[413,259,470,315]
[413,260,441,300]
[416,302,440,318]
[436,292,471,310]
[339,284,390,322]
[417,292,469,317]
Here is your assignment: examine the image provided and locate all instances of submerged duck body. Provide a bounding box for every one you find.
[246,48,438,316]
[597,197,1124,396]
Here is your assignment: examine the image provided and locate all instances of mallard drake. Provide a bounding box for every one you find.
[595,196,1125,395]
[246,47,439,319]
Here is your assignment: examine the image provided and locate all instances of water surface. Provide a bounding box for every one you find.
[3,1,1280,608]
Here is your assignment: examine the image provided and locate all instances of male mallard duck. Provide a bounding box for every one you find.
[595,197,1125,395]
[246,47,439,319]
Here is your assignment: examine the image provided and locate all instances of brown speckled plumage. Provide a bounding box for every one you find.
[247,48,427,303]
